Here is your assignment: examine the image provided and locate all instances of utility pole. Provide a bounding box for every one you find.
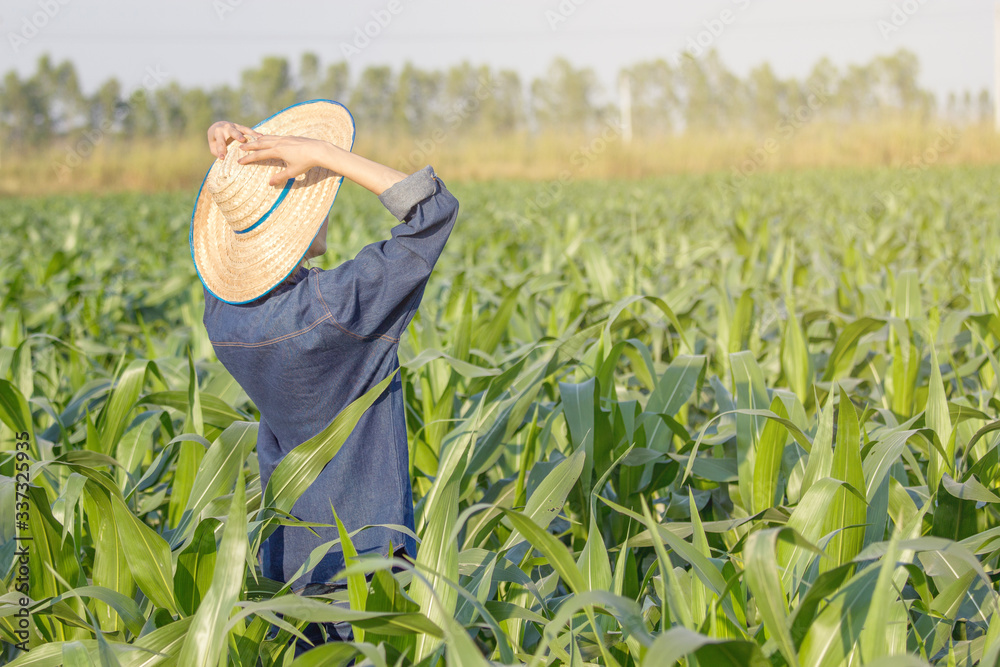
[995,1,1000,131]
[619,74,633,145]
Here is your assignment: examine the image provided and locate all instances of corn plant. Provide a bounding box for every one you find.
[2,168,1000,665]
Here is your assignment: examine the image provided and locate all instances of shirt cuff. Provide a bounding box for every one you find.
[378,165,438,221]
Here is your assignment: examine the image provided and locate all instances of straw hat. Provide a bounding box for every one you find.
[190,99,355,304]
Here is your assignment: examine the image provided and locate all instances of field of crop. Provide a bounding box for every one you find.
[2,166,1000,666]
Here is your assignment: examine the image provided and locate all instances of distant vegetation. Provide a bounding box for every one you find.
[0,49,997,195]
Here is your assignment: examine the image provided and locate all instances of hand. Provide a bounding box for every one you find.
[207,121,263,160]
[236,135,330,186]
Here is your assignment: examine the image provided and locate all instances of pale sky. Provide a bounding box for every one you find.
[0,0,992,105]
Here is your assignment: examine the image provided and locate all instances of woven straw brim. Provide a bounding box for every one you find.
[191,100,355,304]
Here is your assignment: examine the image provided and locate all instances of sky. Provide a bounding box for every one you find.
[0,0,993,105]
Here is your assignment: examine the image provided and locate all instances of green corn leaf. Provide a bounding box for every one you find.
[332,504,367,643]
[781,301,811,402]
[745,528,802,667]
[941,472,1000,504]
[81,488,134,632]
[801,394,835,496]
[173,517,220,617]
[752,395,791,513]
[410,455,461,662]
[61,642,95,667]
[640,626,767,666]
[926,343,953,490]
[637,495,692,630]
[108,490,178,616]
[177,465,247,667]
[137,391,246,430]
[647,355,707,416]
[263,372,394,516]
[0,378,33,441]
[858,530,903,663]
[169,420,255,549]
[823,318,884,382]
[501,447,584,551]
[823,385,867,572]
[799,562,882,667]
[498,507,586,595]
[731,350,769,511]
[577,508,612,594]
[10,339,33,411]
[224,593,442,638]
[98,359,152,456]
[559,377,596,499]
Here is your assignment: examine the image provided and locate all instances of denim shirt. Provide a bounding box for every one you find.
[201,165,459,590]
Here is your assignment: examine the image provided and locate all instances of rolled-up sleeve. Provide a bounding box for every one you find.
[317,166,460,341]
[378,165,439,221]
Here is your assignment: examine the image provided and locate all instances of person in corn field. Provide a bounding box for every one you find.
[190,100,460,656]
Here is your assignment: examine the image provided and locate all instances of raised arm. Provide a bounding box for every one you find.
[228,126,460,340]
[235,133,407,195]
[315,167,460,340]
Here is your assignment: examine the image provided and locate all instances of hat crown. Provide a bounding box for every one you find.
[192,100,356,304]
[205,145,286,233]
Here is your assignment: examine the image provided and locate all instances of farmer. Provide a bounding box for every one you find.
[189,100,460,655]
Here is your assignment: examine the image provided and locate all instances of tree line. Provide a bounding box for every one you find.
[0,49,990,149]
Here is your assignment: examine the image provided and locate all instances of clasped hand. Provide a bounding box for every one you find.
[207,120,329,186]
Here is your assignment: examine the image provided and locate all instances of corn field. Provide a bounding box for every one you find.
[2,166,1000,666]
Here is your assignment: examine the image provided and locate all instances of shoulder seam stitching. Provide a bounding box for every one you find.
[311,267,400,343]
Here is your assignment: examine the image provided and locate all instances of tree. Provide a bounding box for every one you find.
[0,49,952,148]
[620,59,678,136]
[208,85,243,126]
[870,49,929,119]
[434,62,509,135]
[34,55,82,135]
[1,55,86,144]
[240,56,296,120]
[802,57,838,124]
[978,89,992,125]
[530,57,603,133]
[90,78,123,133]
[154,81,187,138]
[120,86,158,139]
[704,52,748,131]
[675,52,730,131]
[349,65,395,131]
[321,62,350,104]
[836,64,875,123]
[182,88,215,138]
[747,63,784,130]
[442,61,483,132]
[946,92,958,123]
[0,72,45,144]
[299,52,322,100]
[394,62,442,136]
[479,68,524,135]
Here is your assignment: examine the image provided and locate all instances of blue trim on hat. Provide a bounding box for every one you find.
[234,177,294,234]
[190,99,357,305]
